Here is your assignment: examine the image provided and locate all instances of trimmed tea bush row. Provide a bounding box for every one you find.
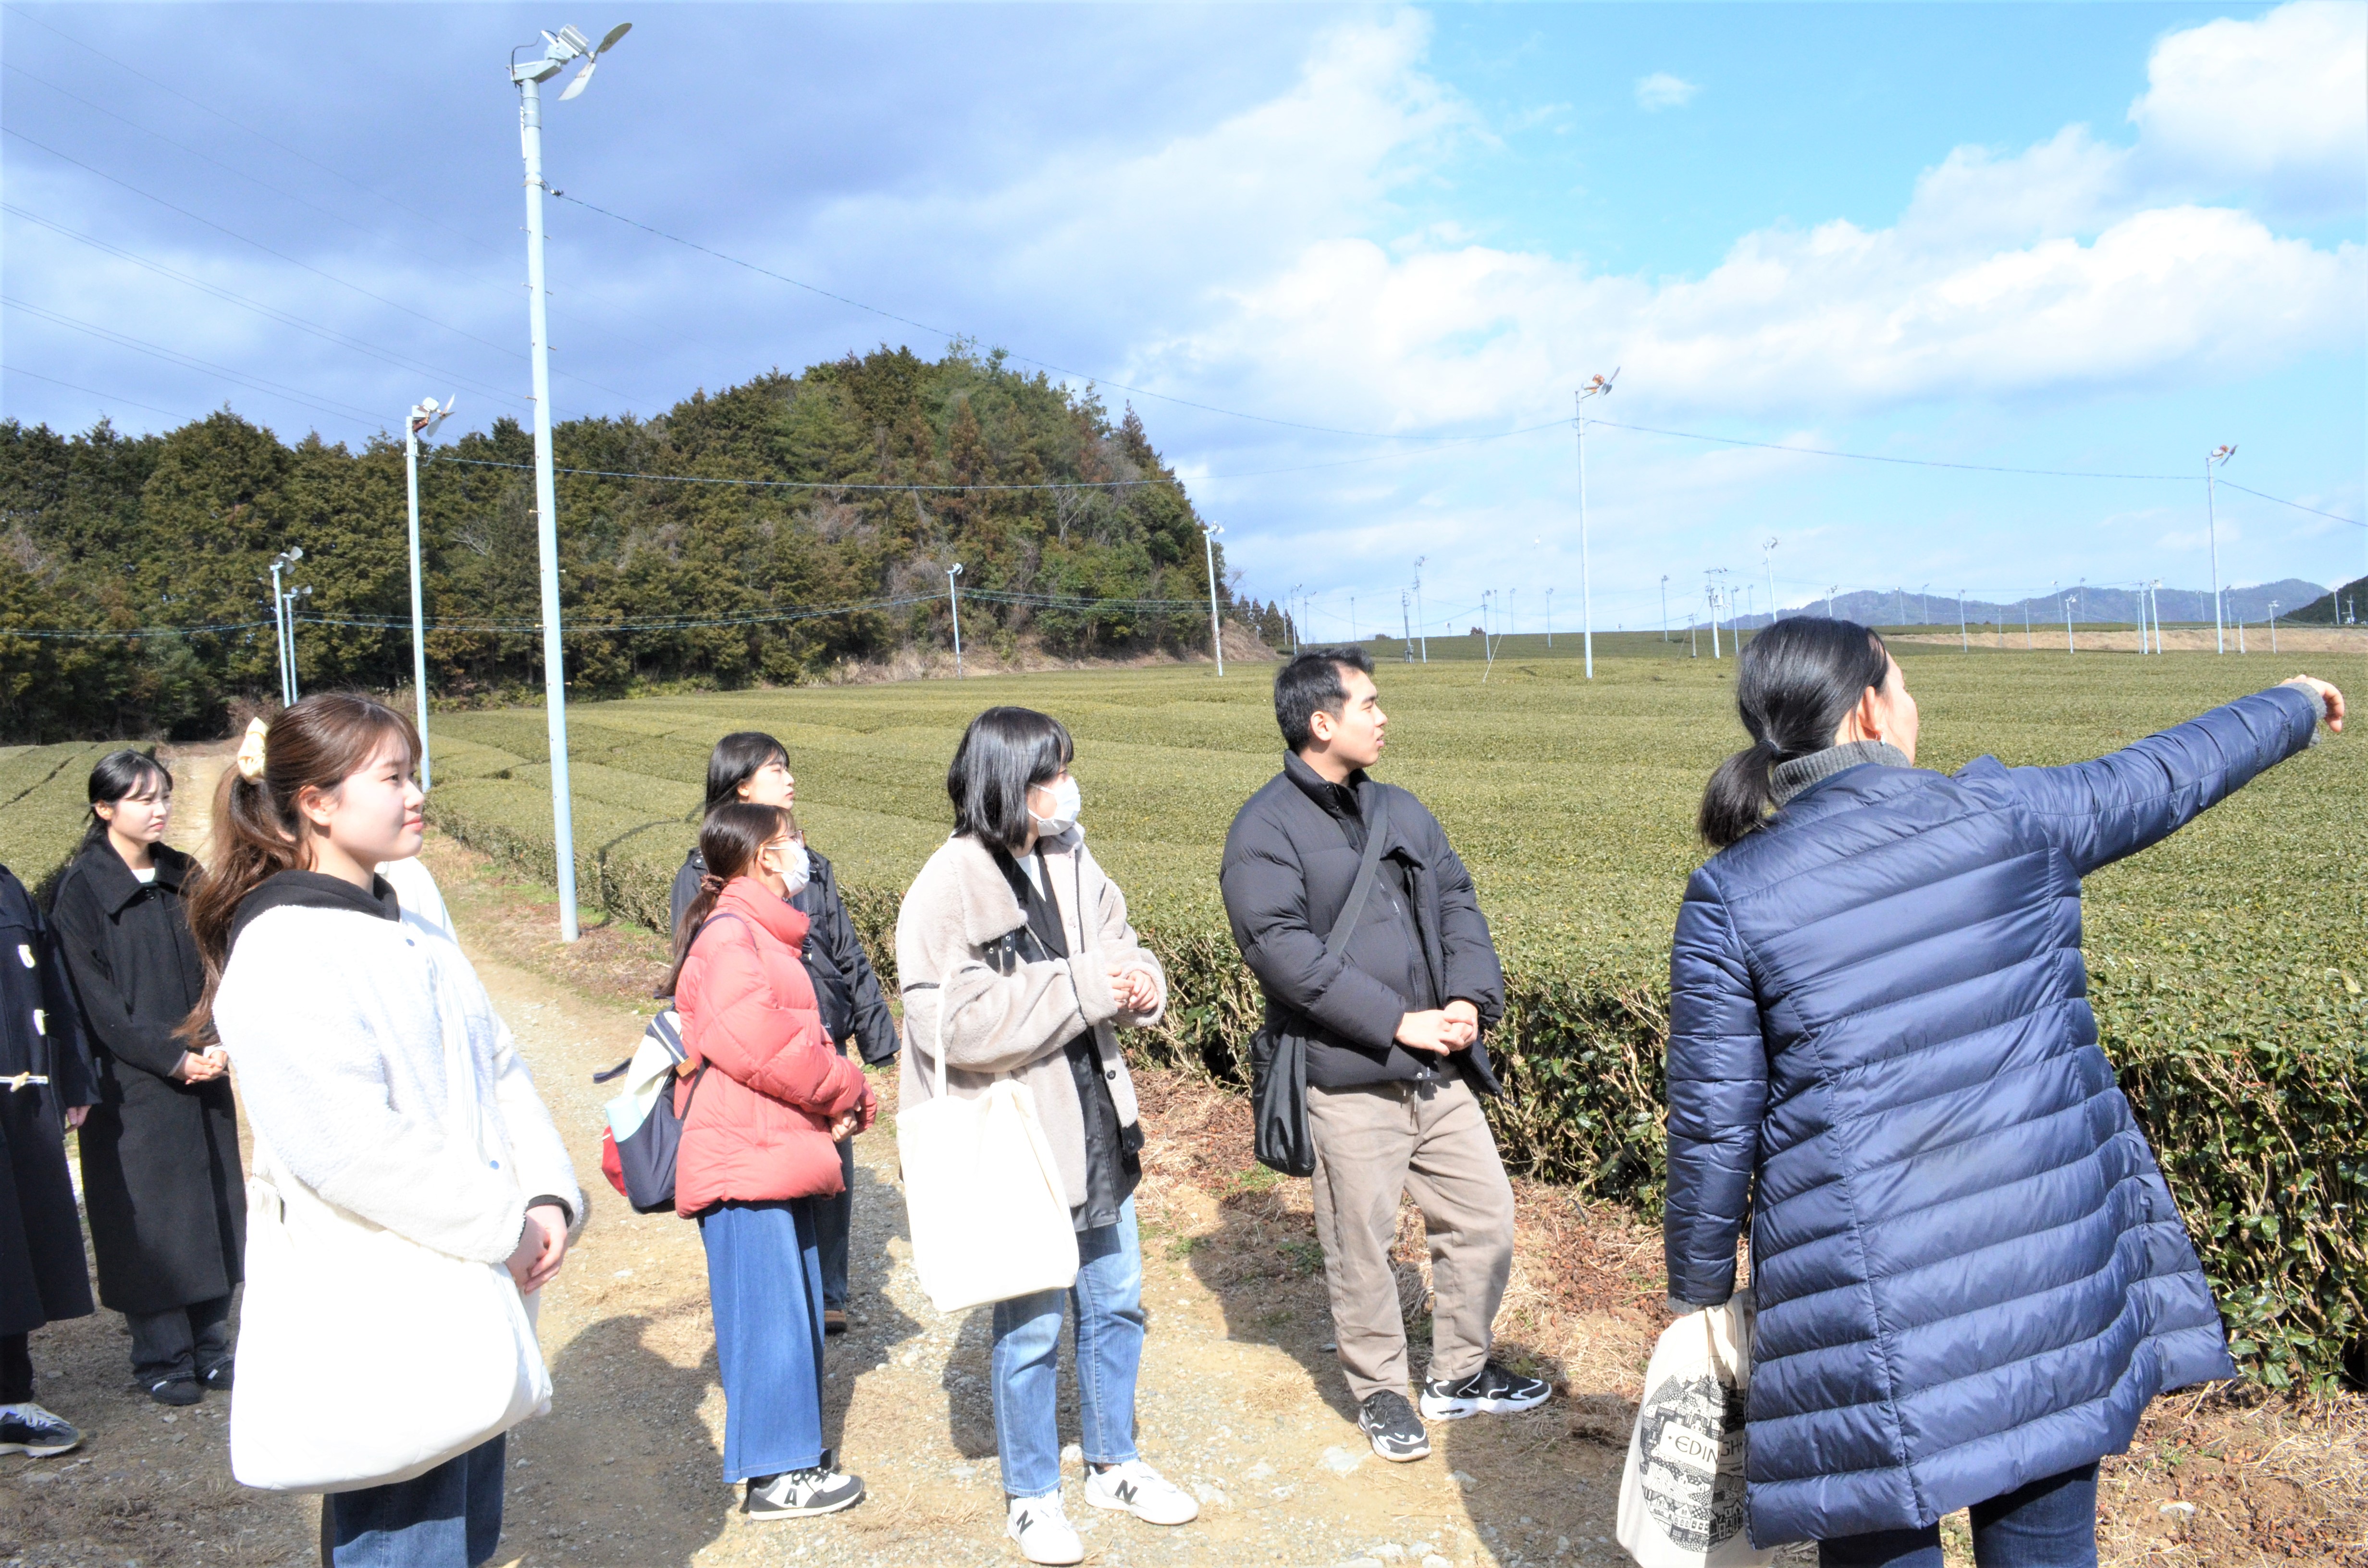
[0,742,116,898]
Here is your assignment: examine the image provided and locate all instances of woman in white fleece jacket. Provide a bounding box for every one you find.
[185,695,580,1568]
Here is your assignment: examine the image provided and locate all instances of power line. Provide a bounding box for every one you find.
[2,295,385,426]
[2216,482,2364,529]
[551,189,1520,445]
[1580,416,2190,481]
[5,204,533,414]
[0,363,183,419]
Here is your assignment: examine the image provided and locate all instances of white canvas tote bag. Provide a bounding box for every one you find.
[1617,1290,1772,1568]
[895,982,1080,1314]
[229,940,550,1493]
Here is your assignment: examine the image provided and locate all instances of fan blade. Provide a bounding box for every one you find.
[597,21,632,53]
[558,59,595,99]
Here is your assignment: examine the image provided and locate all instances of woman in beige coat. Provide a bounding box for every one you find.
[896,707,1198,1566]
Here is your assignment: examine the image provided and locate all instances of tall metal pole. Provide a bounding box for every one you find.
[2269,600,2280,654]
[1959,591,1968,652]
[1413,557,1428,663]
[1660,574,1669,641]
[1574,393,1594,679]
[2206,447,2230,655]
[947,564,964,676]
[404,411,433,789]
[1400,590,1412,662]
[1764,539,1778,627]
[1547,587,1555,649]
[1200,525,1223,677]
[516,68,580,941]
[268,559,290,706]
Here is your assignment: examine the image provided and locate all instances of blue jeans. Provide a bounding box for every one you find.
[1819,1464,2098,1568]
[322,1434,505,1567]
[700,1198,827,1482]
[990,1199,1145,1499]
[816,1139,855,1311]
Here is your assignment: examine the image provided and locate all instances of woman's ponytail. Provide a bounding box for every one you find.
[179,694,417,1044]
[1697,618,1894,850]
[1698,738,1782,849]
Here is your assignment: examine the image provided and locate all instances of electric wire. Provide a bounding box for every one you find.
[0,363,183,419]
[2,295,385,427]
[5,204,534,415]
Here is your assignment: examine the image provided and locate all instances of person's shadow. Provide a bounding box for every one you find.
[819,1158,925,1460]
[1183,1172,1366,1425]
[500,1312,731,1566]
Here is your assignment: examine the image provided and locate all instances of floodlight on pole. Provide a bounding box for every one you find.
[283,585,312,700]
[1825,583,1839,620]
[946,563,964,677]
[2268,599,2280,654]
[1763,538,1778,626]
[1199,523,1224,676]
[1573,368,1617,679]
[267,546,303,706]
[404,395,455,789]
[509,20,628,943]
[2205,444,2234,654]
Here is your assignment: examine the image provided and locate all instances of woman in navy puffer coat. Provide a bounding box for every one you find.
[1664,617,2344,1565]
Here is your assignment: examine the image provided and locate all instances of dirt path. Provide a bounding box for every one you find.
[8,755,2364,1567]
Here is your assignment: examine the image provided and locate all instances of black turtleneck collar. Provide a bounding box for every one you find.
[228,869,400,954]
[70,838,194,913]
[1283,750,1370,821]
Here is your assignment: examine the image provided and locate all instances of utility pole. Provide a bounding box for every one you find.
[1825,584,1839,620]
[1706,572,1726,660]
[2207,444,2235,654]
[509,21,629,943]
[1413,557,1429,664]
[1690,615,1698,658]
[1199,523,1224,676]
[2062,585,2076,654]
[267,547,302,706]
[1763,538,1778,627]
[1959,591,1968,653]
[1659,574,1669,641]
[1547,586,1555,649]
[1289,584,1303,656]
[1400,590,1412,662]
[1574,371,1616,680]
[403,396,453,788]
[946,563,964,676]
[2268,600,2280,654]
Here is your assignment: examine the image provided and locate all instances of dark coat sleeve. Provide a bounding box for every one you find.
[1415,799,1504,1027]
[33,896,97,1109]
[1220,797,1407,1051]
[1663,865,1765,1308]
[812,855,898,1065]
[668,852,702,942]
[49,874,184,1081]
[1986,684,2321,877]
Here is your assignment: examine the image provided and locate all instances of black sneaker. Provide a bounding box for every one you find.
[743,1456,865,1518]
[1357,1390,1431,1462]
[1419,1360,1552,1421]
[147,1376,201,1408]
[199,1357,235,1392]
[0,1403,82,1458]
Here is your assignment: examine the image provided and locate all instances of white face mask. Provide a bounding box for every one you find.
[773,841,813,898]
[1029,775,1081,839]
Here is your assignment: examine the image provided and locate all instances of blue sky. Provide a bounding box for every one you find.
[3,2,2362,637]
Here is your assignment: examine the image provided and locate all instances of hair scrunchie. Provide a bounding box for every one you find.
[699,873,725,895]
[234,716,269,781]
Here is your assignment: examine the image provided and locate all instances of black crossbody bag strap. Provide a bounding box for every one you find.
[1322,785,1392,972]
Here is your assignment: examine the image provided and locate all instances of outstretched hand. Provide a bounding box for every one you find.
[2282,675,2345,734]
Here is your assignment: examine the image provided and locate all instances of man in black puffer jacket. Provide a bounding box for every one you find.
[1220,648,1547,1465]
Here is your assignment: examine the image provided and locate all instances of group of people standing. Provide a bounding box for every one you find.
[0,628,2343,1568]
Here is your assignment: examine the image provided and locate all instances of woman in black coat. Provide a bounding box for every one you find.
[0,861,96,1457]
[50,751,244,1407]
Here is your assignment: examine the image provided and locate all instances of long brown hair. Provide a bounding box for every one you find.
[181,692,418,1042]
[661,801,794,998]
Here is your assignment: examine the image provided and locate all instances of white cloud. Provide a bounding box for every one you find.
[2129,0,2367,213]
[1634,72,1699,111]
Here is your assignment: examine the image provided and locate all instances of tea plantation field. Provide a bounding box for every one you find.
[2,638,2360,1383]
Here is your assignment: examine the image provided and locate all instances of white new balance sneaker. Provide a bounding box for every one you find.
[1006,1490,1085,1565]
[1084,1458,1199,1525]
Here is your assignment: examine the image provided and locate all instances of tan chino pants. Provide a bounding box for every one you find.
[1306,1076,1517,1404]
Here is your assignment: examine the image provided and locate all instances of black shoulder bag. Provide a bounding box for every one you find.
[1251,787,1391,1176]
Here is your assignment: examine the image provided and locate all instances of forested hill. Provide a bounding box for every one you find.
[0,346,1237,742]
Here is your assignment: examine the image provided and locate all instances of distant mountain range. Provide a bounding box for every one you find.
[1711,578,2342,631]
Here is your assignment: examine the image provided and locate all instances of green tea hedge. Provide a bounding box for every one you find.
[0,742,116,899]
[417,655,2368,1388]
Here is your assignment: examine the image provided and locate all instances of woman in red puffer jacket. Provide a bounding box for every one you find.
[668,802,876,1521]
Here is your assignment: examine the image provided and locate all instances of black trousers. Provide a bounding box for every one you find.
[0,1333,32,1404]
[126,1294,231,1384]
[816,1138,855,1311]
